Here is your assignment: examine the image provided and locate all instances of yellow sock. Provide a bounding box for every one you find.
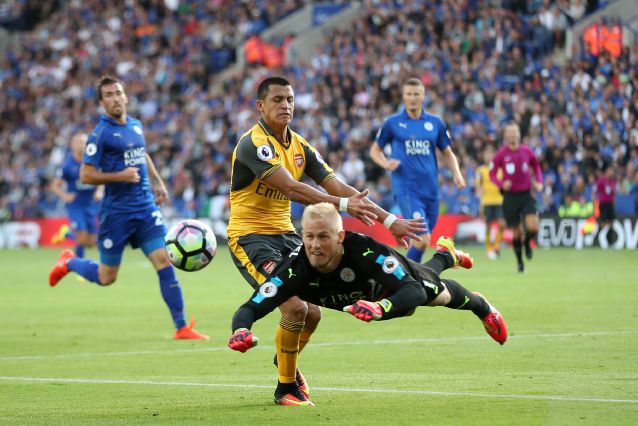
[485,225,492,252]
[495,226,503,250]
[275,317,304,383]
[298,329,313,354]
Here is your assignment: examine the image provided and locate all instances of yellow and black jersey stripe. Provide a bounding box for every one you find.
[227,118,335,238]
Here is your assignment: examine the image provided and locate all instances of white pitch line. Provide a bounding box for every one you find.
[0,376,636,405]
[0,330,635,362]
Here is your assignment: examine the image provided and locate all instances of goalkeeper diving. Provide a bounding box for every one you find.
[229,202,508,355]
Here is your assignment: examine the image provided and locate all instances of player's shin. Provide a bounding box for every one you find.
[495,226,503,250]
[67,257,100,284]
[442,279,490,318]
[524,231,536,258]
[406,246,424,262]
[75,245,85,258]
[513,237,523,263]
[158,266,187,329]
[424,252,453,275]
[276,317,304,383]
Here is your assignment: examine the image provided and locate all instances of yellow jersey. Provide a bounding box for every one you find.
[227,118,335,238]
[476,164,503,206]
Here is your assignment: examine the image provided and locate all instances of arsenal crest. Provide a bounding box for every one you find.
[294,153,304,167]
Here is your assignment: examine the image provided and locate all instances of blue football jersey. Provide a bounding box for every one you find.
[375,109,452,200]
[58,154,96,207]
[84,115,155,213]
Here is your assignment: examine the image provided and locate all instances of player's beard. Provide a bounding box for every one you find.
[109,104,124,120]
[308,255,329,271]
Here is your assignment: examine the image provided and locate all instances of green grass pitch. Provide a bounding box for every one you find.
[1,245,637,425]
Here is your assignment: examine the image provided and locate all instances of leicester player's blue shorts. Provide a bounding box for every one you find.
[395,195,439,235]
[97,205,167,266]
[67,205,98,235]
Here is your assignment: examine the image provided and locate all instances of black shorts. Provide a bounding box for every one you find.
[228,232,302,289]
[502,191,537,227]
[599,202,615,222]
[483,204,504,223]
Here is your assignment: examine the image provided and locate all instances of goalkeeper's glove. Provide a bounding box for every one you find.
[228,328,259,352]
[343,300,384,322]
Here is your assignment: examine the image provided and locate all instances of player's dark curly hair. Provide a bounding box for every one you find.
[97,75,125,100]
[257,76,291,100]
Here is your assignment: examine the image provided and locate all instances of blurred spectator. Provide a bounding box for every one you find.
[539,4,568,48]
[341,146,366,189]
[561,0,586,24]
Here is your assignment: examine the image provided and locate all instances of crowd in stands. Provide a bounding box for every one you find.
[1,0,637,232]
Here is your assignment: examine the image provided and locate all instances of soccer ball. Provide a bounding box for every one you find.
[165,219,217,272]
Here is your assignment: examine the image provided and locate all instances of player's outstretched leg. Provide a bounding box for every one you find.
[274,381,315,407]
[49,249,75,286]
[438,279,507,345]
[435,237,473,269]
[473,292,508,345]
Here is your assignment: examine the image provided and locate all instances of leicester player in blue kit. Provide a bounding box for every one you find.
[49,76,208,340]
[50,132,100,258]
[370,78,466,262]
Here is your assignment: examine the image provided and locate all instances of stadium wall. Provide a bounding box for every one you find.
[0,218,223,249]
[537,216,638,250]
[2,215,637,250]
[342,215,638,250]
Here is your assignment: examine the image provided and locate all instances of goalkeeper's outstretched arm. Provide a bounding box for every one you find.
[228,303,268,353]
[228,285,292,352]
[231,303,261,332]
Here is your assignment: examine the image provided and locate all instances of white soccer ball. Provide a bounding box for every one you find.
[164,219,217,272]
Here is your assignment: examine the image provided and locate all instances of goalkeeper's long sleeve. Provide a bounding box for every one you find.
[232,299,281,331]
[230,280,295,331]
[231,305,258,332]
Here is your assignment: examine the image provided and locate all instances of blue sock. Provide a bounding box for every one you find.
[67,258,100,284]
[75,245,85,258]
[406,246,425,263]
[158,266,187,329]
